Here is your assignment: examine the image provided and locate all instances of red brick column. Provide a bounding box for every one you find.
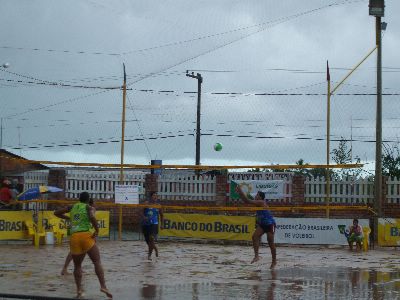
[381,176,399,217]
[145,173,159,201]
[292,175,305,206]
[47,168,66,199]
[382,175,388,205]
[215,174,228,206]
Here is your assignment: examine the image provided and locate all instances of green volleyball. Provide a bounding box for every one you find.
[213,143,223,151]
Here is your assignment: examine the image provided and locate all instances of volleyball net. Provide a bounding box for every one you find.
[0,155,378,243]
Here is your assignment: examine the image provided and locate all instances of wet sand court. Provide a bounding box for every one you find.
[0,241,400,299]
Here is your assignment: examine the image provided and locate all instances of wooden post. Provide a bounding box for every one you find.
[118,64,127,241]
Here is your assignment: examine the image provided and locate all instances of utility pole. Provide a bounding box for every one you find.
[0,117,2,178]
[0,117,3,149]
[119,63,127,241]
[120,63,127,184]
[369,0,385,243]
[186,71,203,171]
[0,62,10,150]
[326,61,331,218]
[0,62,10,177]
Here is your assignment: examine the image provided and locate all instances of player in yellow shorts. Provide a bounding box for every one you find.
[61,198,96,275]
[55,192,112,299]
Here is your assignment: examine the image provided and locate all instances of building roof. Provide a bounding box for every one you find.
[0,149,49,176]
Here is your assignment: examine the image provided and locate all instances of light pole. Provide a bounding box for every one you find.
[0,62,10,150]
[186,71,203,170]
[118,63,127,241]
[369,0,385,243]
[0,62,10,177]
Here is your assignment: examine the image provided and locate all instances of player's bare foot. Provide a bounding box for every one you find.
[270,260,277,269]
[61,268,70,275]
[100,287,113,298]
[251,256,261,264]
[155,249,159,257]
[76,290,84,299]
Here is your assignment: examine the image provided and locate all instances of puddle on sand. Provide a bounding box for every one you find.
[0,242,400,299]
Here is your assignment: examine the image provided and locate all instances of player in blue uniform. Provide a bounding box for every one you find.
[236,185,277,268]
[142,191,163,260]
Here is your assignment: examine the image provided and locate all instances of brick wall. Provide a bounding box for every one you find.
[144,173,158,199]
[47,169,66,199]
[216,174,228,206]
[30,169,400,225]
[0,150,47,177]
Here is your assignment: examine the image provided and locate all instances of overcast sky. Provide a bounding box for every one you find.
[0,0,399,171]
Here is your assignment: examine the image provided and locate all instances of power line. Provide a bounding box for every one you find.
[120,0,365,56]
[0,45,120,56]
[126,92,153,160]
[0,119,140,131]
[3,74,400,96]
[2,89,113,119]
[3,78,400,95]
[0,1,360,58]
[0,1,375,122]
[4,130,400,151]
[0,69,121,90]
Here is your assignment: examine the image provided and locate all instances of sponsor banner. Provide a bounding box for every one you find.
[115,185,140,204]
[0,211,33,240]
[230,180,284,200]
[160,213,255,241]
[0,211,109,240]
[41,211,110,237]
[262,218,370,245]
[378,218,400,246]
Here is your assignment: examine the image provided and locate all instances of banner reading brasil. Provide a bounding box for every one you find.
[0,211,109,240]
[378,218,400,246]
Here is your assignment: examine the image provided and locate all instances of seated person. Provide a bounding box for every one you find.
[0,180,13,208]
[348,218,363,251]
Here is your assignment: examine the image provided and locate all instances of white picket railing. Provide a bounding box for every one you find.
[386,177,400,204]
[65,169,146,200]
[22,169,400,206]
[158,174,216,201]
[229,172,293,203]
[305,177,374,204]
[23,170,49,189]
[22,170,49,210]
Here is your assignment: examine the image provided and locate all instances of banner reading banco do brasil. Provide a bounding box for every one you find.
[160,213,255,241]
[230,180,284,200]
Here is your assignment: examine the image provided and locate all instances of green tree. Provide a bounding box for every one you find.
[330,137,361,179]
[382,143,400,178]
[292,159,308,176]
[247,167,261,172]
[291,158,332,179]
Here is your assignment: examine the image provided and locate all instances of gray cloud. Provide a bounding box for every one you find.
[1,0,399,170]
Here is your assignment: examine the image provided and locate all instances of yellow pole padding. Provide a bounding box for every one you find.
[326,66,331,219]
[24,199,370,212]
[118,64,127,241]
[363,226,371,251]
[0,155,363,170]
[118,205,123,240]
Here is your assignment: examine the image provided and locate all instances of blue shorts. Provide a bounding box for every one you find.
[257,223,276,234]
[142,224,158,244]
